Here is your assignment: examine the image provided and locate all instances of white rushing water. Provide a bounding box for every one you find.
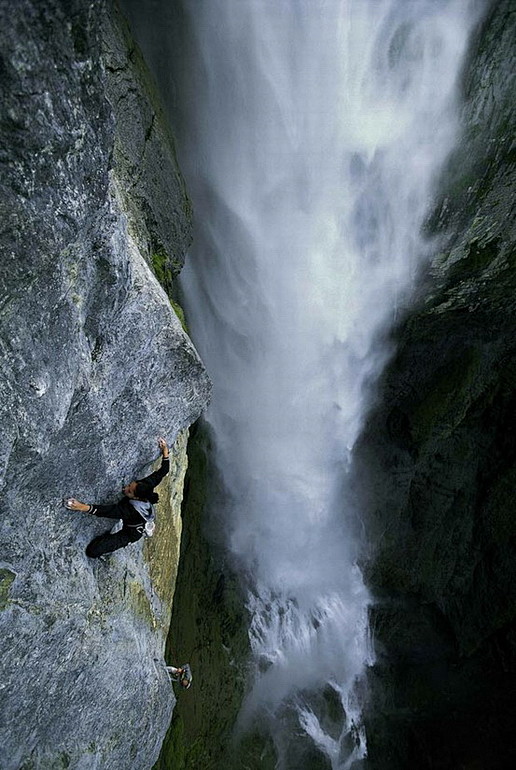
[123,0,479,765]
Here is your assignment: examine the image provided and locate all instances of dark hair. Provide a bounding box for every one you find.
[135,483,159,504]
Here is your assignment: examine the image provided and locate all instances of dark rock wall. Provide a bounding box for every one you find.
[154,423,252,770]
[0,1,210,768]
[356,2,516,767]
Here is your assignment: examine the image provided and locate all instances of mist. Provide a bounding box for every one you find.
[120,0,479,765]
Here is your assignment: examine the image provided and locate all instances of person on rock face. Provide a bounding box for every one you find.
[166,663,193,690]
[65,438,170,558]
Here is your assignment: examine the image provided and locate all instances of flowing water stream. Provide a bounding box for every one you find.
[121,1,480,766]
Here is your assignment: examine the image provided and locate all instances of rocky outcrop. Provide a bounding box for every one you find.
[0,1,210,768]
[355,2,516,767]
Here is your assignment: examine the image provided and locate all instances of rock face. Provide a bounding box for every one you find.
[0,1,210,768]
[101,1,192,276]
[355,2,516,767]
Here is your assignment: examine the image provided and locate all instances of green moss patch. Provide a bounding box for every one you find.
[143,431,188,635]
[151,251,188,333]
[0,568,15,610]
[157,711,187,770]
[127,580,156,630]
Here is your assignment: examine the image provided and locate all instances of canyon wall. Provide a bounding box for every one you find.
[356,2,516,767]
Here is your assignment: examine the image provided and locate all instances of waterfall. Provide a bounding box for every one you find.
[120,0,480,766]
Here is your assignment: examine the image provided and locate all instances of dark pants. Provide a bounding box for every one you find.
[86,528,142,558]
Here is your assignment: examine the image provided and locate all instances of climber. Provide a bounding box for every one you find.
[166,663,193,690]
[65,437,170,558]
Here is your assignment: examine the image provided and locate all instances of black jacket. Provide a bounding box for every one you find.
[90,456,169,540]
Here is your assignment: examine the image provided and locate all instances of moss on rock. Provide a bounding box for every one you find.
[0,569,15,611]
[151,251,189,332]
[144,430,189,635]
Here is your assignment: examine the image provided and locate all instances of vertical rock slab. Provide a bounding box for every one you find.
[0,1,210,768]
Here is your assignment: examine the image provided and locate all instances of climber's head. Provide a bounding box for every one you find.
[123,481,138,498]
[123,480,159,503]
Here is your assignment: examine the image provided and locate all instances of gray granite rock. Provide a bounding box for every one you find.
[0,0,210,768]
[101,0,193,275]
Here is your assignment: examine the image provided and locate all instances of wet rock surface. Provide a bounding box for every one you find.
[0,1,209,768]
[356,2,516,767]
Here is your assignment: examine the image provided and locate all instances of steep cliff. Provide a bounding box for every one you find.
[356,1,516,767]
[0,1,210,768]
